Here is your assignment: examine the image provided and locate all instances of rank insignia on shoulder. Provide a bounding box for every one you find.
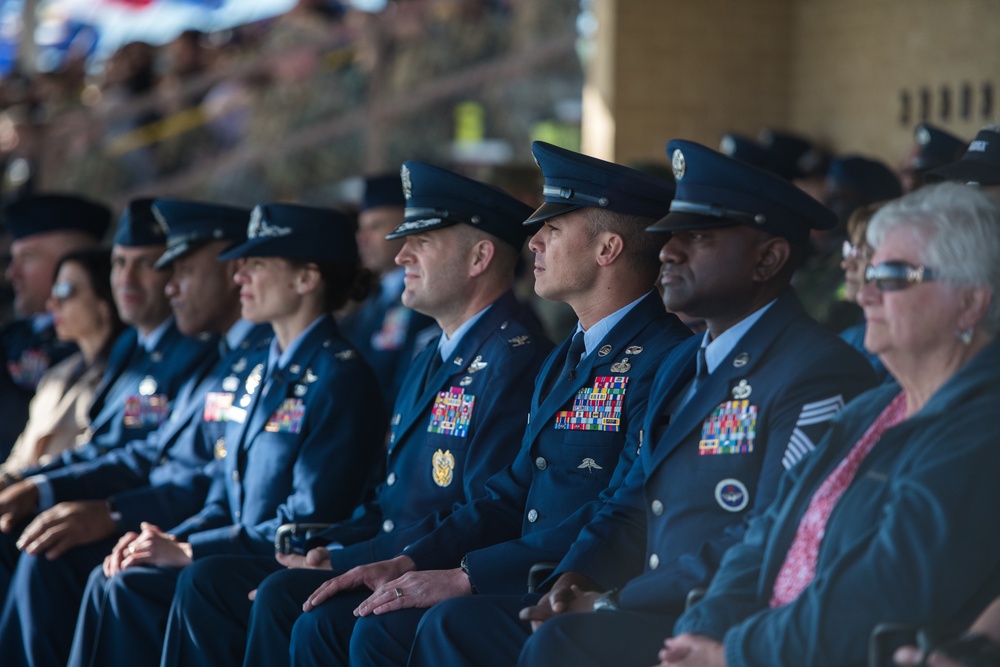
[432,448,455,487]
[715,478,749,512]
[625,346,644,355]
[466,356,488,373]
[578,457,603,472]
[598,344,612,357]
[138,376,158,396]
[610,358,631,373]
[731,379,752,400]
[334,350,356,361]
[508,335,530,347]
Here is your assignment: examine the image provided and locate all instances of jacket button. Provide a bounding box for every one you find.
[649,553,659,569]
[232,470,240,482]
[535,457,547,470]
[651,500,664,516]
[387,472,397,486]
[382,519,395,533]
[527,509,538,523]
[234,510,241,520]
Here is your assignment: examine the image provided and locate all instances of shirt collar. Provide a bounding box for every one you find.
[573,290,650,358]
[267,314,328,376]
[436,303,492,362]
[137,316,173,353]
[699,298,777,374]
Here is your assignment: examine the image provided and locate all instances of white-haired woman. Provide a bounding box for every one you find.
[653,183,1000,667]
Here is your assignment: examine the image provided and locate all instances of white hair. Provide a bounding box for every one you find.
[867,182,1000,332]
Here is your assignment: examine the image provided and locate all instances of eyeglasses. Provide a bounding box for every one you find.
[863,261,937,292]
[50,281,76,304]
[841,240,872,261]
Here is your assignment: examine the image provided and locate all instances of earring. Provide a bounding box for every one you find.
[957,327,974,346]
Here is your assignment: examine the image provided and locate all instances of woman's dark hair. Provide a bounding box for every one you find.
[53,247,126,356]
[287,258,375,313]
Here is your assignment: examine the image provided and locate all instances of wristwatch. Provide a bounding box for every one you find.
[592,588,620,612]
[459,555,479,594]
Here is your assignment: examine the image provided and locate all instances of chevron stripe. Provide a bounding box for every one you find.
[796,395,845,426]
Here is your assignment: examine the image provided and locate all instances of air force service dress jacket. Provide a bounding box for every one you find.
[557,290,878,614]
[168,316,386,558]
[675,338,1000,667]
[42,323,274,532]
[401,291,692,591]
[317,290,552,568]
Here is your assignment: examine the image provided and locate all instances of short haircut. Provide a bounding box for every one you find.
[585,208,663,283]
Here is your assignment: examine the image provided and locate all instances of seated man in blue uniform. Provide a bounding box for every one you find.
[287,141,693,667]
[159,162,553,667]
[0,194,111,458]
[0,200,273,667]
[342,173,439,409]
[477,139,878,667]
[68,202,388,667]
[0,198,217,486]
[655,182,1000,667]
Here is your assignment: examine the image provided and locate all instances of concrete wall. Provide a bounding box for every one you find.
[590,0,1000,167]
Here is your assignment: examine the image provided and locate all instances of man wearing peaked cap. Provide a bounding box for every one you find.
[0,199,275,667]
[720,133,801,181]
[900,123,967,192]
[158,164,551,667]
[327,142,692,667]
[70,201,389,667]
[0,194,111,458]
[342,173,439,410]
[510,140,877,667]
[1,199,217,477]
[926,124,1000,192]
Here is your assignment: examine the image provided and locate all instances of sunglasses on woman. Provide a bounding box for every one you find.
[863,261,936,292]
[50,281,77,304]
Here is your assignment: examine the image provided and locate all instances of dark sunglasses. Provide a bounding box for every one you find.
[50,281,76,304]
[863,261,936,292]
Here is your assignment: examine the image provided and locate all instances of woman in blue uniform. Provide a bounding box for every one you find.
[66,203,387,667]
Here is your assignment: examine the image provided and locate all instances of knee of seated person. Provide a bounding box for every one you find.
[175,556,227,595]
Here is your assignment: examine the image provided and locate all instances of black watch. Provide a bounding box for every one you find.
[459,555,479,594]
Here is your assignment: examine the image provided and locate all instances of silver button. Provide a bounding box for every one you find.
[232,470,240,482]
[649,553,659,569]
[651,500,664,516]
[387,472,397,486]
[535,457,547,470]
[234,510,241,520]
[527,509,538,523]
[382,519,395,533]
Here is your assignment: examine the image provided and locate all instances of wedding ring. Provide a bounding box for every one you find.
[393,587,403,599]
[128,544,136,554]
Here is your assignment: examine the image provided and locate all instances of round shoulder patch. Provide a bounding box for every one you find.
[714,478,749,512]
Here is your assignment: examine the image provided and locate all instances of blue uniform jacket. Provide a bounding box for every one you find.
[169,316,387,559]
[77,320,214,459]
[401,292,693,594]
[341,281,440,408]
[0,318,76,457]
[557,291,878,614]
[312,291,553,570]
[41,324,274,533]
[675,338,1000,667]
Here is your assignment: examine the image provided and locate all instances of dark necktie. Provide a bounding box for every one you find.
[420,349,443,394]
[561,331,587,381]
[694,346,709,390]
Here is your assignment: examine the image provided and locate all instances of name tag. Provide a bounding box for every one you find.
[554,376,628,432]
[427,387,476,438]
[699,400,757,455]
[124,394,169,428]
[203,392,234,423]
[265,398,306,434]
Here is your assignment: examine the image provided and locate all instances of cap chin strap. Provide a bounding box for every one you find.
[669,200,767,225]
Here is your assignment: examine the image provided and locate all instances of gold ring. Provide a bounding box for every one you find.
[393,587,403,599]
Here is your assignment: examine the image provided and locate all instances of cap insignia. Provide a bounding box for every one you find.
[672,149,686,180]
